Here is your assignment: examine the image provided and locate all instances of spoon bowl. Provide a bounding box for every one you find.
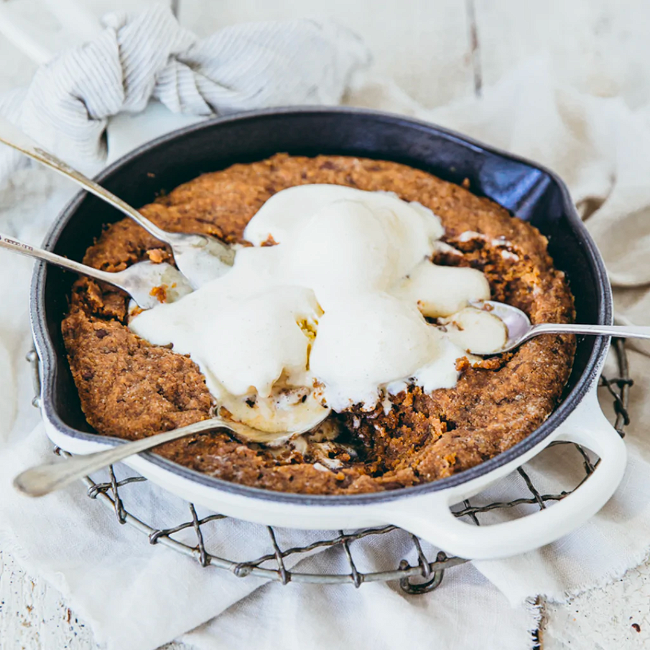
[470,300,536,354]
[106,260,194,309]
[0,232,193,309]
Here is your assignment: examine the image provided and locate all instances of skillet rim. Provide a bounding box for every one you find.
[30,105,613,507]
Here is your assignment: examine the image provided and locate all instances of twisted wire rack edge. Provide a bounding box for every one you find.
[31,339,632,595]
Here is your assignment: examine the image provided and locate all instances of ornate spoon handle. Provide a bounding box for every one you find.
[0,231,121,286]
[525,323,650,341]
[14,419,228,497]
[0,115,173,243]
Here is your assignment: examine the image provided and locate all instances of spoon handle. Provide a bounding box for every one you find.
[530,323,650,340]
[0,231,125,289]
[13,418,226,497]
[0,116,173,244]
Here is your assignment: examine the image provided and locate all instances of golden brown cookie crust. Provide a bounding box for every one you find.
[62,154,576,495]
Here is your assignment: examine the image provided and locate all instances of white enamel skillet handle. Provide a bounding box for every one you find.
[377,387,627,560]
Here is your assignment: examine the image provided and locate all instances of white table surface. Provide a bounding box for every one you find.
[2,1,650,648]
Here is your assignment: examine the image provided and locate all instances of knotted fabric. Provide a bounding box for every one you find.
[0,4,370,178]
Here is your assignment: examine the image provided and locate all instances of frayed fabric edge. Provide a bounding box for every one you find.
[546,546,650,606]
[526,597,545,650]
[495,544,650,609]
[0,525,72,607]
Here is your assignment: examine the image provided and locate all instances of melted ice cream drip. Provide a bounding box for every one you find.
[130,185,499,435]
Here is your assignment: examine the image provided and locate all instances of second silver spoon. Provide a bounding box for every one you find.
[0,232,192,309]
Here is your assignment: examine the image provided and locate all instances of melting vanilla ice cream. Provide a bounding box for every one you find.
[130,184,503,433]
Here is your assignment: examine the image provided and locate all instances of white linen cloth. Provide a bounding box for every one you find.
[2,7,650,650]
[0,4,369,179]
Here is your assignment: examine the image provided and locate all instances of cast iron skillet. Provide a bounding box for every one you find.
[30,106,612,507]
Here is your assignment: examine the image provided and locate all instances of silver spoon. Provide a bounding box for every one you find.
[0,232,192,309]
[472,300,650,354]
[0,116,235,288]
[13,412,330,498]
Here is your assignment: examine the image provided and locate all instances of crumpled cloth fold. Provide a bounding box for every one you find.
[0,4,370,178]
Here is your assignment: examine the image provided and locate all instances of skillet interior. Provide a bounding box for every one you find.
[30,107,612,505]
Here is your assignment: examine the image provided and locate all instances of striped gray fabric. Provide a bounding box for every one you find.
[0,5,370,181]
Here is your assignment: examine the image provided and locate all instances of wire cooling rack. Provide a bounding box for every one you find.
[29,339,631,595]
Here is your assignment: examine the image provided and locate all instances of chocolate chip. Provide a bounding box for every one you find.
[95,329,108,339]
